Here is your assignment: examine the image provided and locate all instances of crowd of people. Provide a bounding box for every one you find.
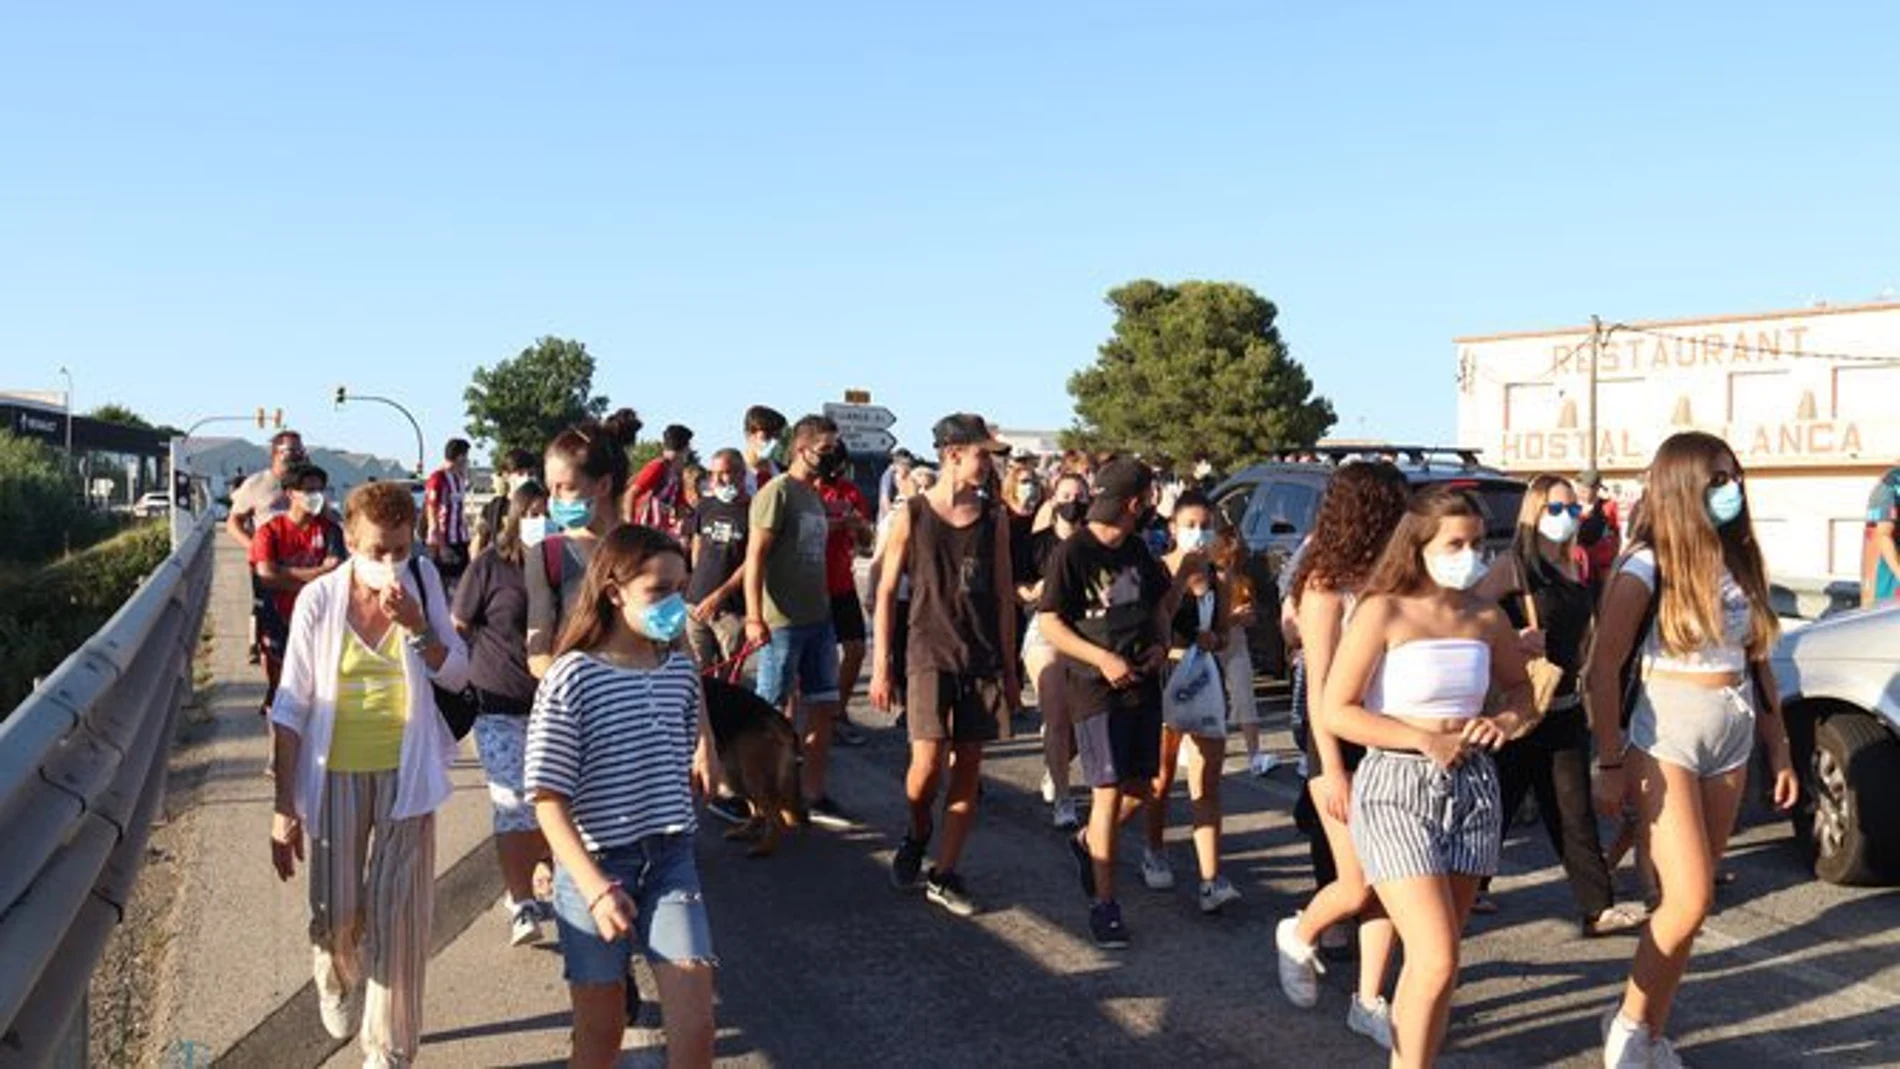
[220,410,1803,1068]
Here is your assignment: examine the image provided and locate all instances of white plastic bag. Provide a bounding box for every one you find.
[1163,646,1226,738]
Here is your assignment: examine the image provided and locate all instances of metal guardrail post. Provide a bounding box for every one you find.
[0,509,217,1067]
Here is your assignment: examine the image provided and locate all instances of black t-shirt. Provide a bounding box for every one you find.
[1024,527,1063,585]
[1504,556,1594,699]
[1039,526,1170,717]
[1008,512,1037,585]
[685,497,750,615]
[450,549,536,711]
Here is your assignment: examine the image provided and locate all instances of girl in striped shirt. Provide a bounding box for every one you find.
[526,525,723,1069]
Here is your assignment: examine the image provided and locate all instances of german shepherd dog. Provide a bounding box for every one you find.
[701,674,805,857]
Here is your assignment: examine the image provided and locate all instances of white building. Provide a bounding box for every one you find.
[1455,301,1900,581]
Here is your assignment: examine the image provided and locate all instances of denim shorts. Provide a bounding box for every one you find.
[754,620,841,706]
[472,711,538,834]
[551,833,717,984]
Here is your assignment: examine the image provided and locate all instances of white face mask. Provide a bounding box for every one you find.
[518,515,548,548]
[299,491,326,515]
[710,483,739,504]
[355,557,406,591]
[1425,547,1487,592]
[1538,512,1578,544]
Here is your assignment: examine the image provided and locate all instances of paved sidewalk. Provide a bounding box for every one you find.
[149,538,498,1065]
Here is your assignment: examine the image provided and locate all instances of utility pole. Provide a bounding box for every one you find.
[1587,315,1602,472]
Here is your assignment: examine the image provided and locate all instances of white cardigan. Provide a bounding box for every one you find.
[270,556,471,822]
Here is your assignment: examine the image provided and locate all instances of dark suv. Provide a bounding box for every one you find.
[1211,446,1527,672]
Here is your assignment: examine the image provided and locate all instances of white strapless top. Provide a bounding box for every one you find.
[1364,639,1490,720]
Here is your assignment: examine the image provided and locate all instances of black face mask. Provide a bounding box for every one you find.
[1055,500,1088,525]
[815,448,848,480]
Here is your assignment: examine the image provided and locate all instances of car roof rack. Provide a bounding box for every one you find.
[1267,444,1488,471]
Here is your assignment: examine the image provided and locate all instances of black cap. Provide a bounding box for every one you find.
[1087,458,1153,523]
[890,447,916,467]
[931,413,1009,453]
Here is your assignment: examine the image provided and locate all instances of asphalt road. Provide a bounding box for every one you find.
[150,541,1900,1066]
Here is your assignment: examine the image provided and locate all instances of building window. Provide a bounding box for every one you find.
[1728,370,1792,426]
[1833,366,1900,423]
[1505,383,1556,431]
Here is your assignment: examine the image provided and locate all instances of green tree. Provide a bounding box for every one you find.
[88,403,152,429]
[0,430,84,563]
[1066,280,1335,469]
[464,336,610,459]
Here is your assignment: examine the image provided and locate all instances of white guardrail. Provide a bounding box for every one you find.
[0,509,216,1067]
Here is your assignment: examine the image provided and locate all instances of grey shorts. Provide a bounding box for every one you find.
[1629,676,1756,777]
[1350,748,1501,886]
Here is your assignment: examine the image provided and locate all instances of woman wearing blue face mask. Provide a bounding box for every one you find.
[451,480,556,948]
[527,410,642,679]
[1585,432,1797,1068]
[1320,485,1534,1068]
[526,524,722,1069]
[1139,491,1245,914]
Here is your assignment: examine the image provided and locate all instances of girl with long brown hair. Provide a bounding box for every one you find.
[1585,432,1798,1067]
[1274,460,1411,1052]
[1321,485,1533,1067]
[525,524,723,1069]
[526,408,642,678]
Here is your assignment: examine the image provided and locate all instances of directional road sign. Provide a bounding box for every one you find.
[824,403,898,456]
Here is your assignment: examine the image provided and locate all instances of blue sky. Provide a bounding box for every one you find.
[4,3,1896,466]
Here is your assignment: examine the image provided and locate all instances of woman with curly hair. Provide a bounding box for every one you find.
[1274,459,1412,1053]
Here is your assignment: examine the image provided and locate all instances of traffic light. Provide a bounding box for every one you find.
[334,386,348,406]
[172,469,191,508]
[255,407,267,428]
[273,408,284,429]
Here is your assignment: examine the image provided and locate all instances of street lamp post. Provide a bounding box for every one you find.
[57,365,74,469]
[333,386,426,478]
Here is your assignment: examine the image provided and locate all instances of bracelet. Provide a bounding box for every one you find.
[588,881,622,912]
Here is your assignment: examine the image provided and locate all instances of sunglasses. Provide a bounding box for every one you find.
[1545,502,1582,518]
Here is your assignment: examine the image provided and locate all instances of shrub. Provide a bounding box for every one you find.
[0,521,173,715]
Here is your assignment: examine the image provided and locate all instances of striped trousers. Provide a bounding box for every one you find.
[1349,748,1501,886]
[309,770,436,1067]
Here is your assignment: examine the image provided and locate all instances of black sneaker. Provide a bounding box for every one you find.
[705,795,751,826]
[1089,900,1130,949]
[925,869,977,917]
[891,834,928,890]
[834,720,868,747]
[1066,831,1096,901]
[807,796,853,829]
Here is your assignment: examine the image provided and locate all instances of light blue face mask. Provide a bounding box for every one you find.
[711,484,739,504]
[1707,481,1745,527]
[639,593,689,642]
[1177,528,1216,553]
[548,496,594,531]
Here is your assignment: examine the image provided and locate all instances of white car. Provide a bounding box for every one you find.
[131,491,172,518]
[1770,601,1900,885]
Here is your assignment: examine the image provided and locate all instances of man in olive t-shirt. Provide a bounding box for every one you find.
[745,413,850,826]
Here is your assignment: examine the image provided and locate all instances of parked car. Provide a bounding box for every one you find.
[131,491,172,518]
[1770,601,1900,885]
[1210,446,1527,674]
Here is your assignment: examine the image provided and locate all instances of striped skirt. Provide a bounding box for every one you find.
[1349,748,1501,886]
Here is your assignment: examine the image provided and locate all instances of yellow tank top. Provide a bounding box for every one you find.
[329,624,409,772]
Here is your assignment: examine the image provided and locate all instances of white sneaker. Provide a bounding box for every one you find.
[1140,848,1175,891]
[510,901,546,947]
[1602,1009,1652,1069]
[1198,876,1243,914]
[1347,994,1394,1051]
[1040,770,1057,805]
[1649,1035,1686,1069]
[1275,914,1325,1008]
[1249,752,1279,777]
[1051,796,1079,830]
[319,990,357,1040]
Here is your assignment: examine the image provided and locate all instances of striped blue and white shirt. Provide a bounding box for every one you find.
[525,650,702,852]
